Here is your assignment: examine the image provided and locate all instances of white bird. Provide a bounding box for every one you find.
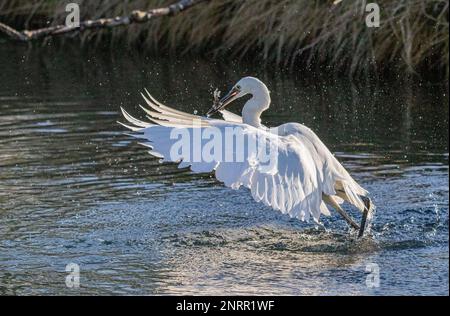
[119,77,374,237]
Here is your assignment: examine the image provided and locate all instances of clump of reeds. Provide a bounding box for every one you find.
[1,0,448,78]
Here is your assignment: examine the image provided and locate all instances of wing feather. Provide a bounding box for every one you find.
[219,110,243,123]
[277,123,369,212]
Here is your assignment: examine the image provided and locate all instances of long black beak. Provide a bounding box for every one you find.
[206,87,240,117]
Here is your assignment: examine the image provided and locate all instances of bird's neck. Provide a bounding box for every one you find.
[242,91,270,128]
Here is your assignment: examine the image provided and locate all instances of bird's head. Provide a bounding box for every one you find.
[207,77,269,117]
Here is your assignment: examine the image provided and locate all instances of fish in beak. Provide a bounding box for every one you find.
[206,86,241,117]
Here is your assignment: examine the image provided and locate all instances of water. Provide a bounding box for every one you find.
[0,44,448,295]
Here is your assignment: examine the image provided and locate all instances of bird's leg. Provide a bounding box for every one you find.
[335,206,360,231]
[358,196,373,238]
[322,194,360,231]
[323,192,373,237]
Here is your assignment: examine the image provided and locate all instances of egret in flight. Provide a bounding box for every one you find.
[119,77,374,237]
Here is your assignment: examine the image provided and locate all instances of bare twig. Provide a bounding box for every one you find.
[0,0,209,41]
[0,21,28,41]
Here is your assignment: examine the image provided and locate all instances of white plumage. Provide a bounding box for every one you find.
[119,77,372,233]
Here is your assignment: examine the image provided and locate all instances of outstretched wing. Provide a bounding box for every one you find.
[119,90,329,222]
[274,123,369,213]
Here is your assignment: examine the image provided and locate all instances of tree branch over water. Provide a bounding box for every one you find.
[0,0,209,41]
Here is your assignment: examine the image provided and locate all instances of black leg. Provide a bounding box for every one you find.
[358,197,372,238]
[335,207,360,231]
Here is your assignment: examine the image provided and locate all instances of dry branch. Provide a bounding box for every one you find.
[0,0,209,41]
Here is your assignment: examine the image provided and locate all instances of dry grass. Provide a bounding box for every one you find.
[1,0,448,77]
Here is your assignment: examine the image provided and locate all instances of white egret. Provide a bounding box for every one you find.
[119,77,374,237]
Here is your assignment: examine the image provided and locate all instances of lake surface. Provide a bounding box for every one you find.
[0,44,448,295]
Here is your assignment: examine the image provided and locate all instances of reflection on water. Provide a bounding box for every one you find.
[0,44,448,295]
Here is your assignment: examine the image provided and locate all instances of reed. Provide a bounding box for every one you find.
[1,0,448,78]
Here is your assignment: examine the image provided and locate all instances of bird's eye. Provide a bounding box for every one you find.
[236,85,241,90]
